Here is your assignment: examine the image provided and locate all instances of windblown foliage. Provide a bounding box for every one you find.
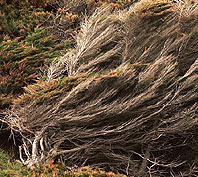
[3,0,198,176]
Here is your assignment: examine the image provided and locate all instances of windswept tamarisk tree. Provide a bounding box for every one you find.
[3,0,198,176]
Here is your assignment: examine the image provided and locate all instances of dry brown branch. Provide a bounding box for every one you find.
[48,5,124,79]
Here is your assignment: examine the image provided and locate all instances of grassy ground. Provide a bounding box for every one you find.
[0,149,125,177]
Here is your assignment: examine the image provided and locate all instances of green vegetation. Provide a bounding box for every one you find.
[0,27,67,109]
[0,150,125,177]
[0,0,54,42]
[0,0,70,109]
[0,149,31,176]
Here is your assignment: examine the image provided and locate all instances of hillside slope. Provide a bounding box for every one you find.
[2,0,198,176]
